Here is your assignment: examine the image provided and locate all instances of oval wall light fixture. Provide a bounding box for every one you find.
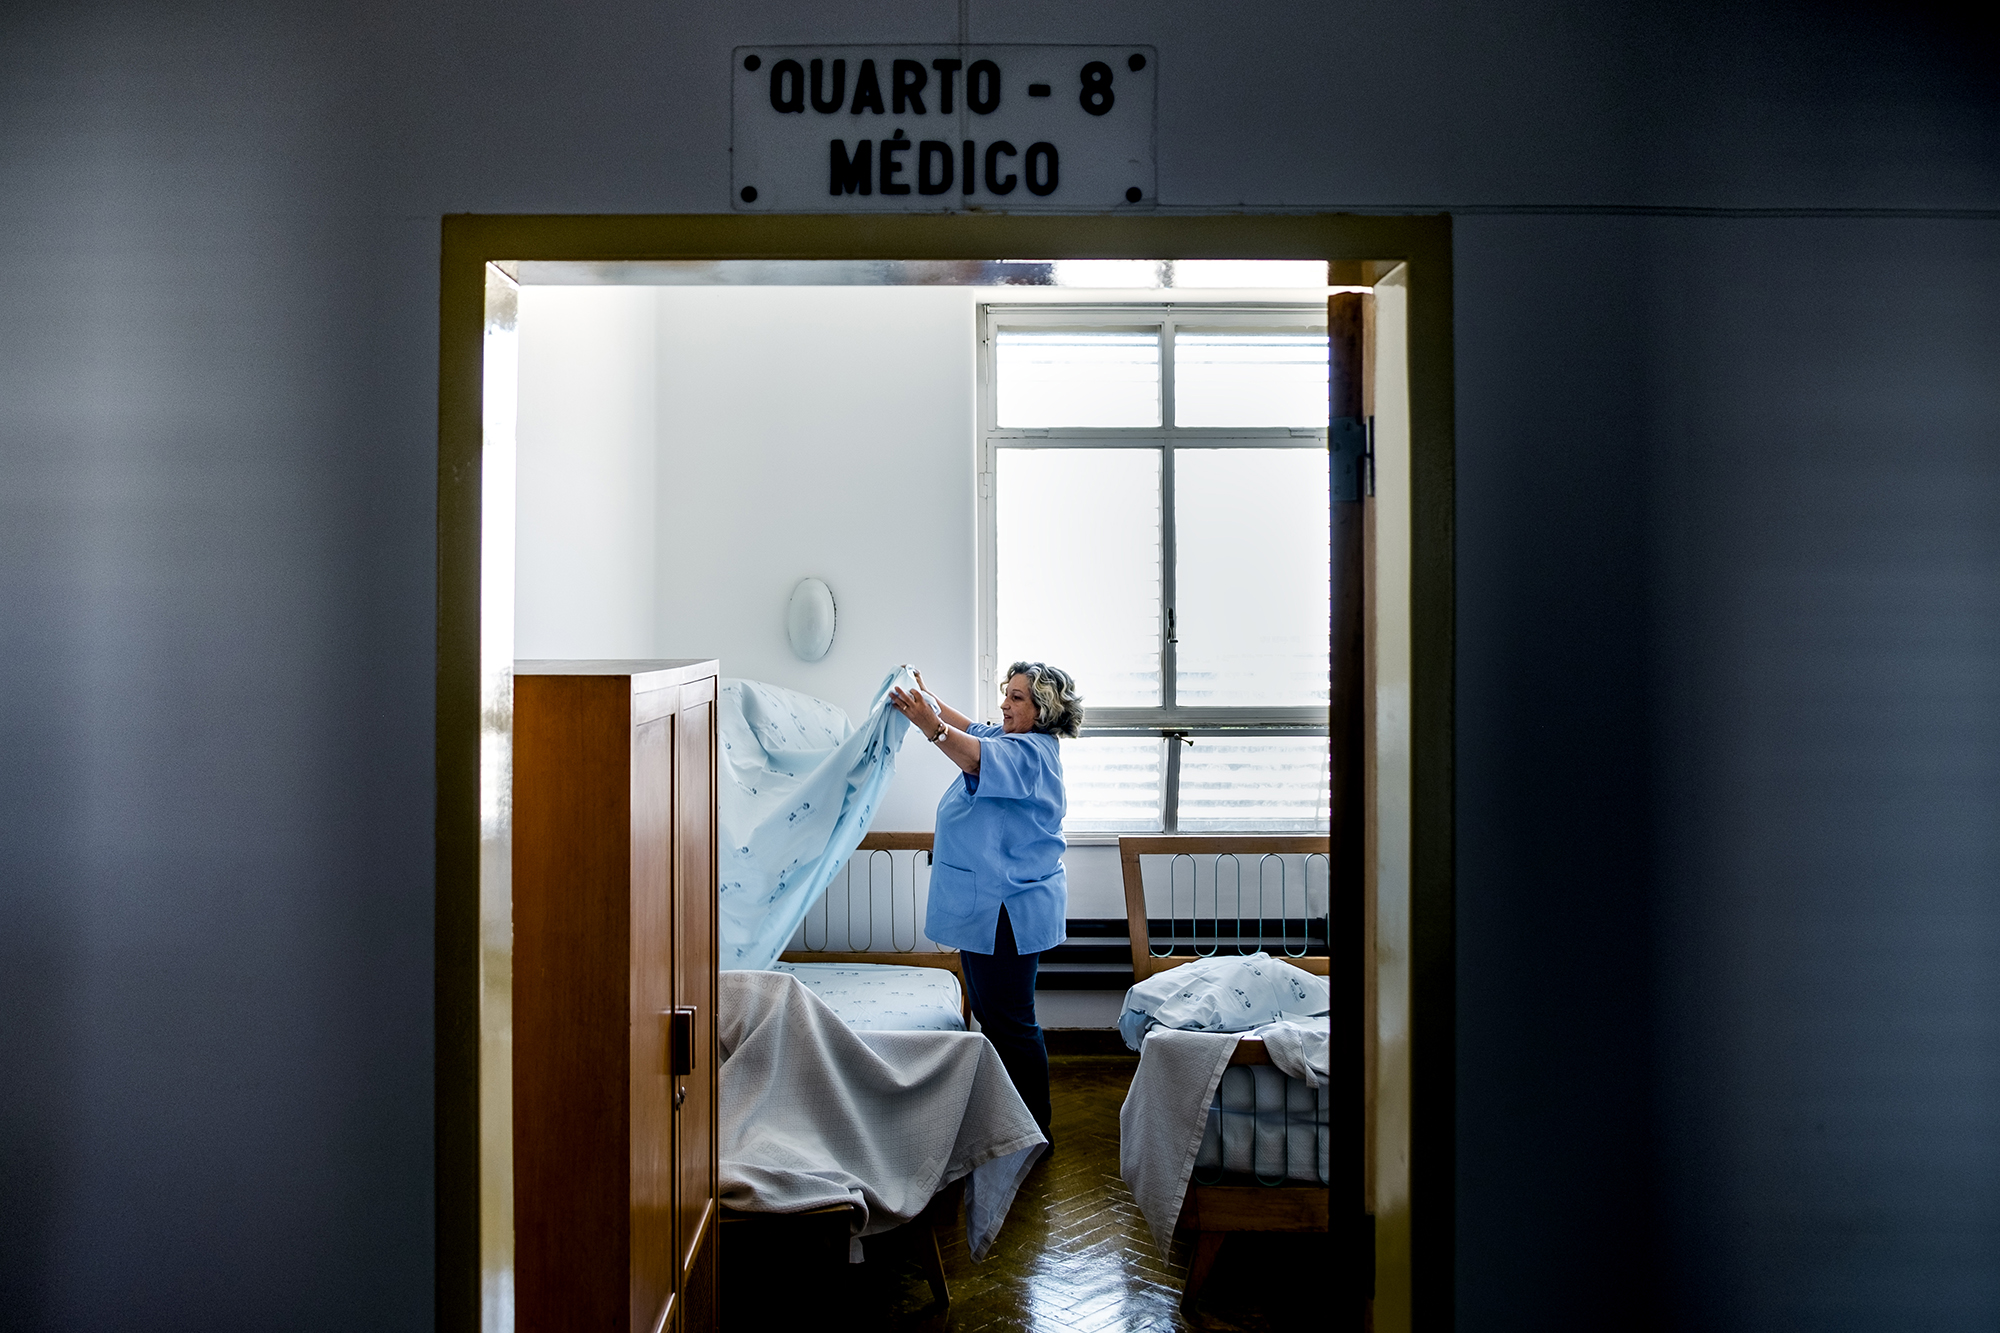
[786,577,837,662]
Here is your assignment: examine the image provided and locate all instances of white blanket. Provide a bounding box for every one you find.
[718,970,1045,1260]
[1118,1027,1241,1253]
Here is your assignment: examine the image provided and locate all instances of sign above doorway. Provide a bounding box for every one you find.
[732,45,1156,213]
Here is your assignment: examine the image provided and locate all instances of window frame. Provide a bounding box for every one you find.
[977,302,1331,835]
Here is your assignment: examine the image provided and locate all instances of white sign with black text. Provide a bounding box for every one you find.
[731,45,1157,212]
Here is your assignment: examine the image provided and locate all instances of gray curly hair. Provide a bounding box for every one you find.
[1005,661,1085,739]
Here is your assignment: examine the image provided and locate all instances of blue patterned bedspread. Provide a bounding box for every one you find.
[769,961,966,1032]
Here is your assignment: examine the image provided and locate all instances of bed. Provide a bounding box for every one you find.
[724,833,999,1311]
[1117,834,1333,1309]
[768,960,966,1031]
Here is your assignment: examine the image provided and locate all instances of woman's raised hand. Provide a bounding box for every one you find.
[889,685,940,734]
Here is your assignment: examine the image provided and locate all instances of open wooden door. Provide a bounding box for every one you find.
[1329,292,1372,1328]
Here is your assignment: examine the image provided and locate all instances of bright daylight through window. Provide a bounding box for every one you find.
[982,306,1331,834]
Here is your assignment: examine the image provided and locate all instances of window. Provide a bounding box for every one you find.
[979,305,1331,834]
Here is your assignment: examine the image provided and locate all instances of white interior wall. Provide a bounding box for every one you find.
[514,286,659,658]
[646,284,975,832]
[516,283,980,832]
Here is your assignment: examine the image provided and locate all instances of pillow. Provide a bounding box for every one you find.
[1118,952,1330,1050]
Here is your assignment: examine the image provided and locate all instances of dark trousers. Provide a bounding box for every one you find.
[960,906,1053,1138]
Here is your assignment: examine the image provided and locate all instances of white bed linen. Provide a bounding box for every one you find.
[768,961,965,1031]
[1120,1009,1336,1249]
[718,970,1043,1261]
[1257,1016,1331,1089]
[1117,951,1330,1049]
[1118,1028,1240,1252]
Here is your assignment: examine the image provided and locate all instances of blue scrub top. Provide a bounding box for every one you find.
[926,723,1068,956]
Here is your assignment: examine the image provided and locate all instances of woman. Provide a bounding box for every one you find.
[888,661,1083,1144]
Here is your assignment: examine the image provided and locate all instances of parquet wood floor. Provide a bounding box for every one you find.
[722,1054,1332,1332]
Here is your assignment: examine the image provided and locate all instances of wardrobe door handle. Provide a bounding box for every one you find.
[667,1006,697,1077]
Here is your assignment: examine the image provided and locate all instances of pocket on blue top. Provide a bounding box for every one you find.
[924,859,980,943]
[927,859,976,908]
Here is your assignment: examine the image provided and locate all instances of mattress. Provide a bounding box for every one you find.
[1192,1064,1329,1185]
[769,961,966,1032]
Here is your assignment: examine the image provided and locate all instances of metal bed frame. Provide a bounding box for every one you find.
[779,831,968,1024]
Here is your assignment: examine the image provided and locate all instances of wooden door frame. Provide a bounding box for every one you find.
[436,213,1456,1331]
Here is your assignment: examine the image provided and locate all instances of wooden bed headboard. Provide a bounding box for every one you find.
[777,831,969,1022]
[1117,835,1332,982]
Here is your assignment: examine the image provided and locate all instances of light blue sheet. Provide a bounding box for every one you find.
[717,667,916,970]
[1117,951,1330,1050]
[769,962,966,1032]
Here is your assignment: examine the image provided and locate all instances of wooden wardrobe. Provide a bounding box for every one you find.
[513,660,721,1333]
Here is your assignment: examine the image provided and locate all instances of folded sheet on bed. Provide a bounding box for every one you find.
[718,970,1044,1261]
[1118,1028,1240,1252]
[1254,1016,1330,1089]
[1117,951,1330,1050]
[768,961,966,1032]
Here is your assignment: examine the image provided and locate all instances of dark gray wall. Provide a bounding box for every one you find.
[1457,211,2000,1328]
[1,2,1994,1329]
[1649,215,2000,1324]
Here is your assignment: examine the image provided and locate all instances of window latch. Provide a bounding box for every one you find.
[1167,606,1178,645]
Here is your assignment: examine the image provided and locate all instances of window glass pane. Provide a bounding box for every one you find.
[995,332,1161,427]
[1172,333,1329,428]
[1174,449,1330,707]
[1177,737,1331,832]
[998,448,1161,707]
[1060,737,1165,832]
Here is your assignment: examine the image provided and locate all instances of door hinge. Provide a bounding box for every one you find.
[1332,417,1370,502]
[979,471,991,499]
[1366,415,1376,498]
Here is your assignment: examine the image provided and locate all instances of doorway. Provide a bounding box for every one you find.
[435,214,1452,1333]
